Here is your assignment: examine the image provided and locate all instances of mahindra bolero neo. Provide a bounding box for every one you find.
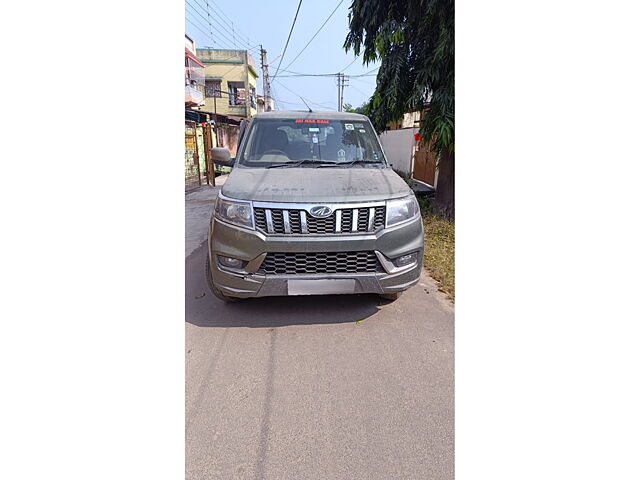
[206,111,423,302]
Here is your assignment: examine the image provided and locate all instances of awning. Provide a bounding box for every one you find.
[185,48,205,67]
[185,110,211,124]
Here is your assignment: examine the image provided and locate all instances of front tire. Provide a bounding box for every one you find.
[205,254,242,303]
[379,291,403,302]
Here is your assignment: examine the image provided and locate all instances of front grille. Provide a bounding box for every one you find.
[253,205,386,235]
[341,209,352,232]
[254,208,267,231]
[357,208,370,231]
[257,251,384,275]
[307,214,336,234]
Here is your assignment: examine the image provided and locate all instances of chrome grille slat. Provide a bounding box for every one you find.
[351,209,358,232]
[265,209,274,234]
[300,210,308,233]
[283,210,291,233]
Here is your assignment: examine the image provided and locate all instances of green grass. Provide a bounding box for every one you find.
[417,196,455,301]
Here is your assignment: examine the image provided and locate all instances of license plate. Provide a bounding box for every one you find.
[287,279,356,296]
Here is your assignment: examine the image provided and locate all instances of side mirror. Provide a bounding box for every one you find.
[211,147,235,167]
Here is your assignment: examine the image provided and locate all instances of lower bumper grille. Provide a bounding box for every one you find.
[257,251,384,275]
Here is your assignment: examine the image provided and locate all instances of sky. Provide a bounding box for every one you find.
[185,0,380,111]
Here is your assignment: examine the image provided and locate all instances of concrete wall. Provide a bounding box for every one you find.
[379,128,418,177]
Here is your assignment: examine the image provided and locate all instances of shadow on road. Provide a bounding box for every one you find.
[186,242,385,328]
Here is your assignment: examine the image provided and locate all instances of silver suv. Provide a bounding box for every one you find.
[206,111,423,302]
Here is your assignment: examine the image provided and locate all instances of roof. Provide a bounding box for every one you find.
[185,109,245,125]
[252,110,370,121]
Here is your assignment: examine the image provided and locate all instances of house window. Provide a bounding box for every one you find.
[205,80,221,98]
[228,82,245,106]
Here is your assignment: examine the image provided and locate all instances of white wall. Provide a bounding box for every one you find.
[378,128,418,177]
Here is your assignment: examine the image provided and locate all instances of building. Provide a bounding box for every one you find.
[185,35,215,190]
[257,94,275,113]
[185,35,205,108]
[386,111,421,130]
[196,48,258,118]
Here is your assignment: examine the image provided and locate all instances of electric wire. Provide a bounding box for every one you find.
[186,18,212,40]
[189,0,256,51]
[281,0,344,72]
[340,54,360,73]
[191,1,247,49]
[272,0,303,81]
[273,79,334,109]
[186,1,234,48]
[208,0,256,47]
[347,83,371,98]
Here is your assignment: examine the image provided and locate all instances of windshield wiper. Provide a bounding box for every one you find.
[326,159,385,168]
[266,159,340,168]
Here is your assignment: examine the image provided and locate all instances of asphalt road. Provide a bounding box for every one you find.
[186,233,454,479]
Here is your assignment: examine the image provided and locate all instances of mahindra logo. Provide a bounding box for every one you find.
[309,205,333,218]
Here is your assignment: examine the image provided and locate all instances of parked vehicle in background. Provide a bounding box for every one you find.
[206,111,424,302]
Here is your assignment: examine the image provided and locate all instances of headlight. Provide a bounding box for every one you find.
[214,195,254,229]
[386,195,420,227]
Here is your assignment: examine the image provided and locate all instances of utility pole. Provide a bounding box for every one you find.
[260,46,272,111]
[336,73,341,111]
[341,74,348,112]
[244,50,250,118]
[336,73,349,111]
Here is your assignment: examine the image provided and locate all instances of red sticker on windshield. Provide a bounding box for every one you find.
[295,119,329,124]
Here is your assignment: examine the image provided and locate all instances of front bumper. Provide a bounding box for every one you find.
[207,215,424,298]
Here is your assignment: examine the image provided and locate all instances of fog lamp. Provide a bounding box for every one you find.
[218,256,247,270]
[393,252,418,267]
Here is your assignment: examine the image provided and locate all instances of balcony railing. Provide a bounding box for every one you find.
[185,85,203,106]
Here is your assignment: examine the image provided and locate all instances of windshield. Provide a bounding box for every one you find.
[236,118,386,168]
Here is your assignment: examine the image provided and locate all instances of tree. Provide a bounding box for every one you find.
[344,0,454,218]
[343,102,369,114]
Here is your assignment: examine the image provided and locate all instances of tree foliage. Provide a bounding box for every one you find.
[343,102,368,114]
[344,0,454,153]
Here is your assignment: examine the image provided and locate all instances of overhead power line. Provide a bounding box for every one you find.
[185,8,210,32]
[272,0,303,81]
[348,83,371,98]
[186,18,211,40]
[340,54,360,73]
[273,79,334,109]
[189,0,256,51]
[186,1,234,49]
[269,70,377,78]
[282,0,344,72]
[360,66,380,76]
[208,0,255,46]
[192,0,247,49]
[350,75,376,85]
[186,2,210,26]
